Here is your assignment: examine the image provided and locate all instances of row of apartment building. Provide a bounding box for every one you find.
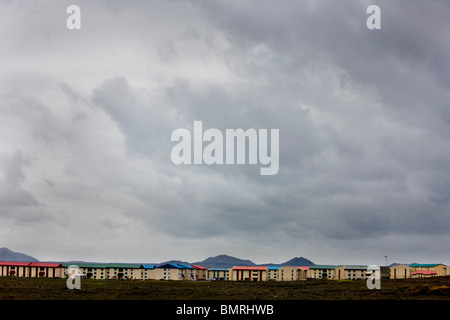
[0,261,448,281]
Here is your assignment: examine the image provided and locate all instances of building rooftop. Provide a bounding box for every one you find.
[232,266,267,271]
[410,263,442,268]
[412,270,437,275]
[29,262,64,268]
[268,266,282,270]
[156,263,194,269]
[310,265,338,269]
[191,264,207,270]
[0,261,31,266]
[176,263,195,269]
[62,263,109,268]
[342,265,368,270]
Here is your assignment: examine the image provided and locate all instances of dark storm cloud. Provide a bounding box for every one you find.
[91,75,313,238]
[91,69,450,242]
[184,0,450,238]
[1,0,450,263]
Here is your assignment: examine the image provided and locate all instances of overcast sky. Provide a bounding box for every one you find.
[1,0,449,266]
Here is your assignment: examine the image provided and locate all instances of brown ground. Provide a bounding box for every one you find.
[0,276,449,300]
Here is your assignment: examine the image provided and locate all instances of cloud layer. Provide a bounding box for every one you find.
[0,0,449,265]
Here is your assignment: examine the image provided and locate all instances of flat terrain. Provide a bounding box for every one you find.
[0,276,449,300]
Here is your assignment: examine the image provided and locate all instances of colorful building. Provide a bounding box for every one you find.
[277,266,309,281]
[62,263,108,280]
[153,263,195,280]
[141,264,157,280]
[191,265,208,280]
[410,263,447,278]
[1,260,448,282]
[208,267,230,280]
[231,266,268,281]
[0,261,31,277]
[307,265,339,280]
[0,261,65,278]
[267,266,282,281]
[335,265,368,280]
[389,264,412,279]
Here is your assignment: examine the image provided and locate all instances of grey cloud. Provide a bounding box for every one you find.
[0,151,37,207]
[1,87,80,148]
[1,0,450,263]
[0,150,51,224]
[92,76,179,161]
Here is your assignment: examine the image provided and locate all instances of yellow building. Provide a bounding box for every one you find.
[108,263,143,279]
[0,261,65,278]
[267,266,282,281]
[389,264,413,279]
[141,264,157,280]
[62,263,144,279]
[65,263,108,279]
[307,265,338,280]
[191,265,207,280]
[277,266,309,281]
[28,262,65,278]
[0,261,31,277]
[152,263,196,280]
[410,264,448,278]
[231,266,268,281]
[208,267,231,280]
[335,265,368,280]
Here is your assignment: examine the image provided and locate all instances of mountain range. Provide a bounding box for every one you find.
[202,255,314,267]
[0,247,314,268]
[0,247,39,262]
[160,255,315,268]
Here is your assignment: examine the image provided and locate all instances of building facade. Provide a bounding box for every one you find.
[231,266,268,281]
[208,267,231,280]
[410,263,447,278]
[1,260,448,282]
[335,265,368,280]
[152,263,196,280]
[277,266,309,281]
[0,261,31,277]
[307,265,338,280]
[267,266,281,281]
[191,265,207,280]
[389,264,412,279]
[0,262,65,278]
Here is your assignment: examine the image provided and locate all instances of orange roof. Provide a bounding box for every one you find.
[297,266,309,270]
[29,262,64,268]
[232,266,267,271]
[412,270,437,275]
[0,261,31,266]
[191,264,207,270]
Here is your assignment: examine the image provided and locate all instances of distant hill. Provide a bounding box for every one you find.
[159,259,192,266]
[0,247,39,262]
[279,257,315,267]
[0,248,316,268]
[389,262,415,267]
[193,254,315,268]
[194,254,256,268]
